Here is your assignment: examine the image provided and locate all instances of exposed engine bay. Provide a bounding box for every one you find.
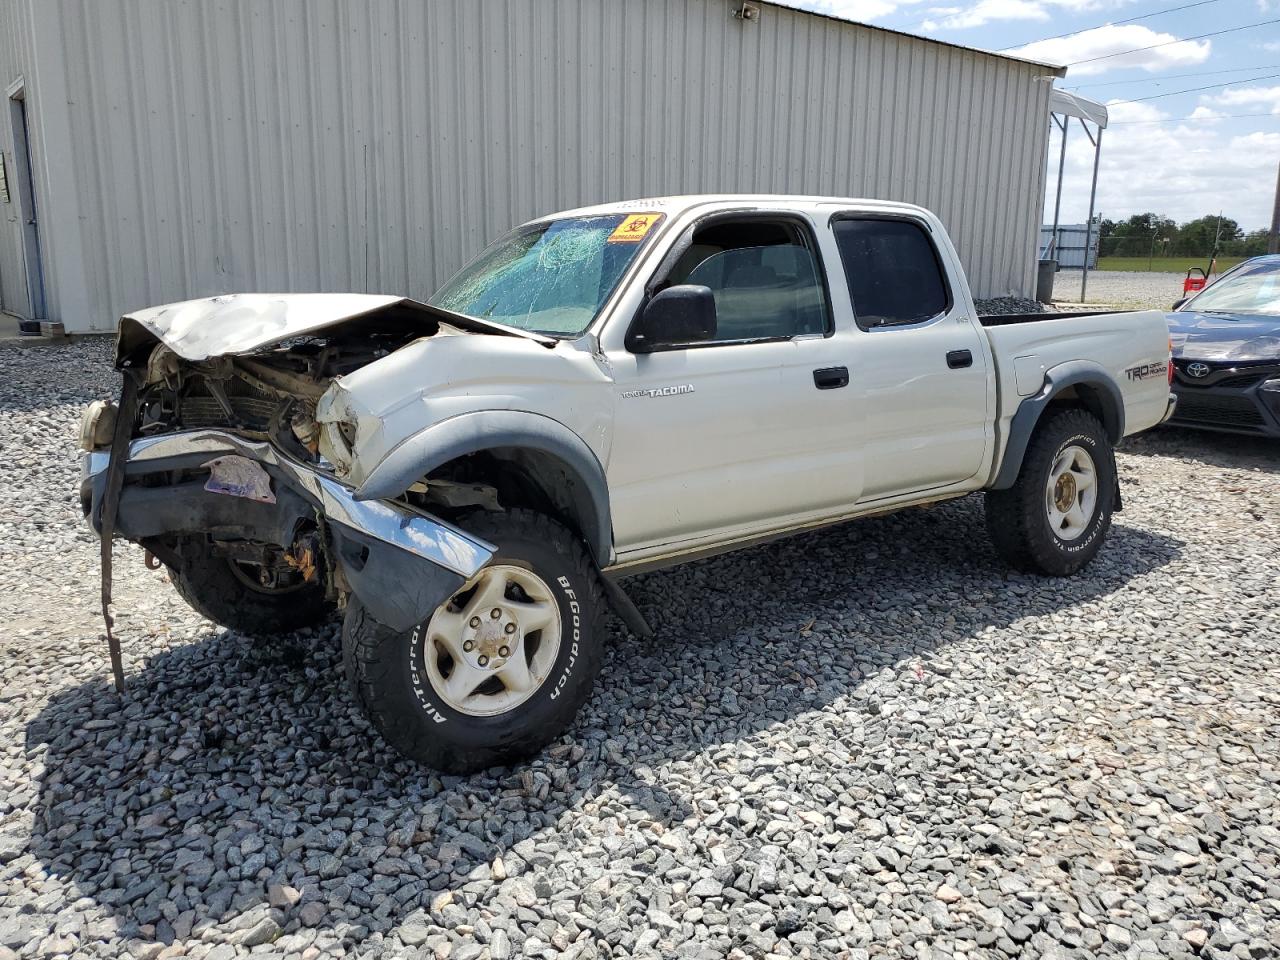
[134,326,415,468]
[82,296,529,689]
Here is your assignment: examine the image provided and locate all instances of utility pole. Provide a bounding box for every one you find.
[1270,160,1280,255]
[1208,211,1223,276]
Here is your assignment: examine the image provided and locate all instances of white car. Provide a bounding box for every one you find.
[81,195,1176,772]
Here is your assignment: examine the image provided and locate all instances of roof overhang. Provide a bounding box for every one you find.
[1049,88,1108,129]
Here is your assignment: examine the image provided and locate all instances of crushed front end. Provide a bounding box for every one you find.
[80,295,496,685]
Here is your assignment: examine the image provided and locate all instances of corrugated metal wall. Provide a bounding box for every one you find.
[0,0,37,318]
[2,0,1056,332]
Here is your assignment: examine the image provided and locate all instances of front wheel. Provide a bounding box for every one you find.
[984,407,1117,576]
[168,541,332,635]
[342,509,606,773]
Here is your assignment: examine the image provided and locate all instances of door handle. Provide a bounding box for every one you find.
[946,349,973,369]
[813,366,849,390]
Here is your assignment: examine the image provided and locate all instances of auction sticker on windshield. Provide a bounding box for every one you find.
[608,213,662,243]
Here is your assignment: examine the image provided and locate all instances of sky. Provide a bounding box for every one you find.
[786,0,1280,232]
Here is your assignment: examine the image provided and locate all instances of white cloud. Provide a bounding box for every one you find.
[789,0,1115,27]
[922,0,1051,30]
[795,0,910,21]
[1215,83,1280,111]
[1187,105,1224,119]
[1010,24,1212,75]
[1048,101,1278,230]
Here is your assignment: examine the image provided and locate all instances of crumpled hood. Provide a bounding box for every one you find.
[1168,310,1280,363]
[115,292,553,365]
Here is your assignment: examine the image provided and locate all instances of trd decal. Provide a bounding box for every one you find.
[1125,361,1168,382]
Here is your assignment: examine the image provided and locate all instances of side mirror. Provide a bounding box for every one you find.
[1172,297,1188,311]
[627,285,716,353]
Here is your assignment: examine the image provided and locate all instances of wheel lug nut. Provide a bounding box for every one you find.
[478,655,489,667]
[504,622,516,634]
[469,616,480,628]
[490,608,502,619]
[498,646,510,657]
[463,640,474,652]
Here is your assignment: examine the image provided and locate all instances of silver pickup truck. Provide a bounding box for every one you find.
[81,195,1176,772]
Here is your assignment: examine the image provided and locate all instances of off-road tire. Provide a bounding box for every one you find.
[984,407,1116,576]
[169,545,331,635]
[342,509,606,774]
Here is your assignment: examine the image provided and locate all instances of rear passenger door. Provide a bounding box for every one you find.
[828,214,992,501]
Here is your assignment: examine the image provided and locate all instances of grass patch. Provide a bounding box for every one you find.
[1096,256,1246,274]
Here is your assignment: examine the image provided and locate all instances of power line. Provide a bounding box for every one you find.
[1070,64,1280,87]
[1107,71,1280,104]
[996,0,1227,52]
[1108,111,1280,122]
[1065,16,1280,67]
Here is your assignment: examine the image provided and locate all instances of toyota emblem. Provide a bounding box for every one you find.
[1187,361,1211,378]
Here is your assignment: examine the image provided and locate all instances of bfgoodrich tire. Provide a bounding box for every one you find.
[169,543,332,635]
[342,509,606,773]
[984,407,1117,576]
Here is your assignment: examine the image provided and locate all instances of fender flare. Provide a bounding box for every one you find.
[354,410,614,565]
[991,360,1125,490]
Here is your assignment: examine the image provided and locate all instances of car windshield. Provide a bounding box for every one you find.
[1188,260,1280,316]
[429,213,665,336]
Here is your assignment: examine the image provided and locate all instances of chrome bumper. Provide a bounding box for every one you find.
[1160,393,1178,424]
[82,429,494,596]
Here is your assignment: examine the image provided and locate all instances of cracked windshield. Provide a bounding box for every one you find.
[429,212,663,336]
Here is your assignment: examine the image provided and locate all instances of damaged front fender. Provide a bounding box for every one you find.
[82,429,496,633]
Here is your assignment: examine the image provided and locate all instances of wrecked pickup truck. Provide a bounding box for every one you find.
[82,195,1177,773]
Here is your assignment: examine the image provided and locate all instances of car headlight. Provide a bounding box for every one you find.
[1261,379,1280,416]
[78,399,117,451]
[318,419,356,476]
[315,383,358,477]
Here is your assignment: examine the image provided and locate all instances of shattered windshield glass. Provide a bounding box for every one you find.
[429,213,664,336]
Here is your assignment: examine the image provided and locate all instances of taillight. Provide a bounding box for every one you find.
[1168,337,1174,385]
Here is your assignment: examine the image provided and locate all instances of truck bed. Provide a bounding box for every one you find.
[979,310,1127,327]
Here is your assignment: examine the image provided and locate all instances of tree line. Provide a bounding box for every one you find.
[1097,213,1270,259]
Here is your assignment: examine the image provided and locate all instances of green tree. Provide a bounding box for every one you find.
[1223,229,1268,258]
[1100,212,1176,257]
[1173,215,1242,257]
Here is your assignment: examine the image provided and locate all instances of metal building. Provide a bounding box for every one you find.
[0,0,1062,334]
[1040,222,1102,270]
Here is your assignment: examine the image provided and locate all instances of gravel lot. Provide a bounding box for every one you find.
[1,339,1278,960]
[1052,271,1187,311]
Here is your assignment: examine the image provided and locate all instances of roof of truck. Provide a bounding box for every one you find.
[529,194,935,224]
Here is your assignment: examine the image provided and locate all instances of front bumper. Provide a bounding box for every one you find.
[82,429,495,631]
[1168,361,1280,437]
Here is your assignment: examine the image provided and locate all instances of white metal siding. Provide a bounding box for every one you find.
[4,0,1056,332]
[0,0,38,318]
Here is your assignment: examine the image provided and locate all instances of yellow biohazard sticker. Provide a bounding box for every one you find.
[608,213,662,243]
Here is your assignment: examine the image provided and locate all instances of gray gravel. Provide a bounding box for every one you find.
[1,339,1279,960]
[973,297,1044,316]
[1052,270,1187,311]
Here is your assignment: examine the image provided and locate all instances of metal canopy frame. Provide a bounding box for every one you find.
[1045,89,1108,303]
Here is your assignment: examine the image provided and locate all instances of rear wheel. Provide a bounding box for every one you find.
[169,542,331,635]
[342,509,605,773]
[985,407,1116,576]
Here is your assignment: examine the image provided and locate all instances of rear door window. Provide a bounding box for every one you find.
[832,218,951,330]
